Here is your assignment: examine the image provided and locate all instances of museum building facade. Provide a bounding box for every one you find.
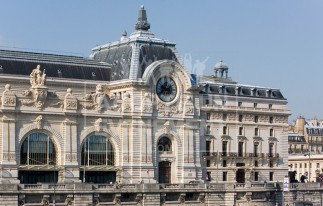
[0,5,289,189]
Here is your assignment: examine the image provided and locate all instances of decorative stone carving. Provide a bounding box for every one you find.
[244,114,254,121]
[122,92,132,113]
[20,67,50,109]
[157,102,179,117]
[212,112,221,120]
[259,115,268,122]
[1,84,16,108]
[64,88,77,110]
[275,115,288,124]
[30,65,46,87]
[108,93,122,112]
[184,96,194,115]
[228,113,236,121]
[142,93,152,113]
[35,115,44,129]
[22,87,48,109]
[82,84,109,112]
[95,118,104,132]
[163,120,174,134]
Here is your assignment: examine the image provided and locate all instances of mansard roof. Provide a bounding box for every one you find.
[0,49,111,81]
[90,6,180,81]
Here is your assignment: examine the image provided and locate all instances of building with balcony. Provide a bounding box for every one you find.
[199,62,290,184]
[288,117,323,182]
[0,5,291,206]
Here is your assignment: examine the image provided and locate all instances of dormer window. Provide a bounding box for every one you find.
[57,69,62,78]
[92,72,97,80]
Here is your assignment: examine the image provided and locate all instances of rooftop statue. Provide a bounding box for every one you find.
[30,65,46,87]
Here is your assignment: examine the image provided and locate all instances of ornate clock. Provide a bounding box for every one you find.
[156,76,177,102]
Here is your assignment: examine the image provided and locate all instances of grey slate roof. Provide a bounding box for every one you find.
[0,50,111,81]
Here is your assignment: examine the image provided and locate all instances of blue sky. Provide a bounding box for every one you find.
[1,1,323,121]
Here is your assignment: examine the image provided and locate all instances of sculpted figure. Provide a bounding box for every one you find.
[30,65,46,87]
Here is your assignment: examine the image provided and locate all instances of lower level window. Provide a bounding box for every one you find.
[223,172,227,181]
[254,172,259,181]
[269,172,274,181]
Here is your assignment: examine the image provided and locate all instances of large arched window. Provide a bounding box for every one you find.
[20,132,56,165]
[158,136,172,152]
[81,135,114,166]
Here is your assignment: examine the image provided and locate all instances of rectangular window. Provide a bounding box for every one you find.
[270,129,274,137]
[238,142,244,157]
[206,113,210,120]
[269,143,274,156]
[301,145,304,152]
[255,128,259,136]
[269,172,274,181]
[222,141,227,156]
[223,172,227,181]
[206,160,211,167]
[269,117,273,123]
[223,126,227,135]
[205,99,209,105]
[222,100,226,105]
[206,141,211,156]
[254,103,257,108]
[300,163,302,168]
[223,113,227,121]
[206,126,210,134]
[269,104,272,109]
[310,163,312,168]
[295,163,297,168]
[304,163,307,168]
[254,116,259,123]
[255,160,258,167]
[206,171,211,181]
[238,102,242,107]
[269,160,273,168]
[254,143,259,157]
[239,127,243,135]
[317,163,320,169]
[239,115,243,122]
[223,160,227,167]
[255,172,259,181]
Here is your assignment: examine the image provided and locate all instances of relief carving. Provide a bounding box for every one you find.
[259,115,268,122]
[1,84,16,108]
[184,96,194,115]
[122,92,132,113]
[95,118,104,132]
[21,87,48,109]
[142,93,152,113]
[108,93,121,112]
[64,88,77,110]
[228,113,236,121]
[35,115,44,129]
[212,112,221,120]
[81,84,109,112]
[157,102,180,117]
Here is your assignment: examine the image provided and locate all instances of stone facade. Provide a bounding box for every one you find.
[0,5,292,206]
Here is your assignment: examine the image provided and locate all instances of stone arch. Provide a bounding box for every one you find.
[79,127,121,165]
[18,127,62,165]
[154,130,182,149]
[142,60,192,91]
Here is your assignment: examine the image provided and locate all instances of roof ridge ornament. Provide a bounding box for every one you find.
[135,5,150,31]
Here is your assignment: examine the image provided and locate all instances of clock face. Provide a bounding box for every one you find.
[156,76,177,102]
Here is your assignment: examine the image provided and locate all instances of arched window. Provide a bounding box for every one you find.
[158,136,172,152]
[20,132,56,165]
[81,135,114,166]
